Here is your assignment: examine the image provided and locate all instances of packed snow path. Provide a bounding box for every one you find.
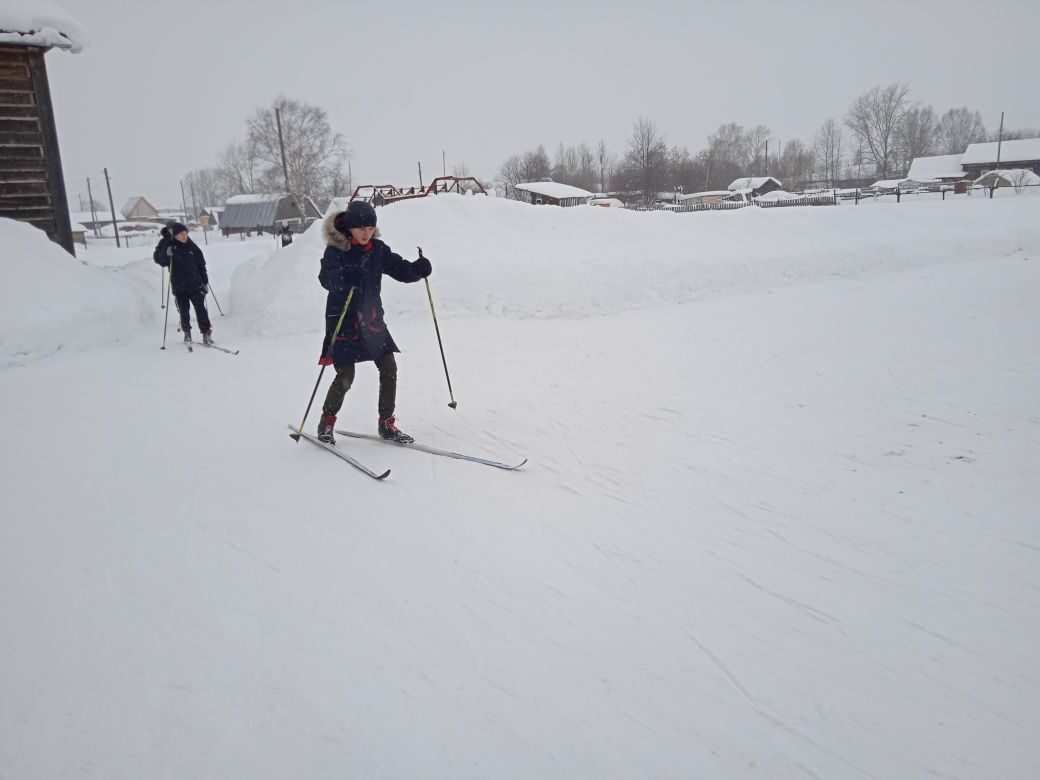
[2,199,1038,779]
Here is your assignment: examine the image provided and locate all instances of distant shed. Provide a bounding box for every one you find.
[219,193,321,235]
[514,181,593,207]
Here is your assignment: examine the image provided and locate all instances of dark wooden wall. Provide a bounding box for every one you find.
[0,45,74,254]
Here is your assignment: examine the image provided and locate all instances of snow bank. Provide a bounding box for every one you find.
[0,219,150,367]
[230,220,328,338]
[230,194,1040,337]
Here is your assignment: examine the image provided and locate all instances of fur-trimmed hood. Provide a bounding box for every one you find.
[323,212,381,251]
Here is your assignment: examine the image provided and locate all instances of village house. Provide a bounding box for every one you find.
[0,5,87,254]
[960,138,1040,179]
[219,193,320,236]
[121,196,159,221]
[727,176,783,199]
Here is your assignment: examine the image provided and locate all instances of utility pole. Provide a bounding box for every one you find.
[190,182,206,245]
[86,177,100,237]
[764,140,769,175]
[996,111,1005,170]
[103,167,120,247]
[418,161,424,189]
[275,107,291,194]
[442,150,446,176]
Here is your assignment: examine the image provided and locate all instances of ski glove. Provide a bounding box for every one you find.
[414,256,432,278]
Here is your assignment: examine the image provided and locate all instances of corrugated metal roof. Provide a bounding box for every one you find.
[220,196,283,229]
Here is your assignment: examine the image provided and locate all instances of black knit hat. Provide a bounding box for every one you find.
[335,200,377,233]
[169,222,188,235]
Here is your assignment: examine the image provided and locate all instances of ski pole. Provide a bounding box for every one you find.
[208,284,225,316]
[290,287,355,441]
[419,247,457,409]
[160,267,165,309]
[160,265,172,349]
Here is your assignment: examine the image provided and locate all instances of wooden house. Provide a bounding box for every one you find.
[0,6,86,254]
[121,196,159,221]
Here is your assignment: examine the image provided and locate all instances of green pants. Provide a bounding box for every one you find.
[322,353,398,419]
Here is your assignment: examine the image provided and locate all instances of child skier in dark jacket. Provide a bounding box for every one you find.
[317,200,432,444]
[154,222,213,344]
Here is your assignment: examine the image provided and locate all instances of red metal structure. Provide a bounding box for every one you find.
[349,176,486,206]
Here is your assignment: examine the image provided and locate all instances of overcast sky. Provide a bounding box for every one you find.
[47,0,1040,208]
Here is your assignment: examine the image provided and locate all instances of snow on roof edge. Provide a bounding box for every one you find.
[0,1,90,53]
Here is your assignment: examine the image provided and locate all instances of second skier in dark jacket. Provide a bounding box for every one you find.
[154,222,212,344]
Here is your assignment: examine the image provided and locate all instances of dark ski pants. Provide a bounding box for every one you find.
[174,289,212,333]
[322,353,397,419]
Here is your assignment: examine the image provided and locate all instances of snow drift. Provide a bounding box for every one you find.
[0,218,151,367]
[230,194,1040,337]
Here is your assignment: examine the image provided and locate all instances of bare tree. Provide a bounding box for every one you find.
[496,145,551,199]
[595,139,614,192]
[705,122,750,188]
[776,139,814,188]
[575,142,597,192]
[1006,169,1035,194]
[895,105,938,169]
[182,167,228,210]
[521,145,552,181]
[552,143,580,184]
[936,107,988,154]
[997,126,1040,141]
[667,146,707,195]
[625,117,668,203]
[814,118,844,186]
[845,83,913,178]
[496,154,525,198]
[245,94,349,204]
[744,124,772,172]
[218,139,262,195]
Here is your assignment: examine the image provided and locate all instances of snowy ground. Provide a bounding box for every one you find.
[1,196,1039,779]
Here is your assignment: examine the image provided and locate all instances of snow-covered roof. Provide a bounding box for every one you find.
[515,182,593,199]
[756,190,802,201]
[907,154,965,181]
[727,176,782,192]
[121,196,157,218]
[973,169,1040,187]
[683,190,732,199]
[0,0,88,52]
[871,179,908,189]
[871,178,931,190]
[225,193,287,205]
[962,138,1040,165]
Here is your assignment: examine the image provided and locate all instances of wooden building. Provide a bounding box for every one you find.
[219,193,321,235]
[727,176,783,199]
[121,196,159,221]
[0,8,86,254]
[514,181,593,207]
[961,139,1040,180]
